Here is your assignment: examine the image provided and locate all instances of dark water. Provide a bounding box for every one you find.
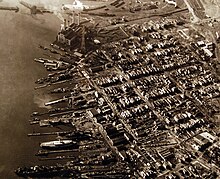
[0,11,60,178]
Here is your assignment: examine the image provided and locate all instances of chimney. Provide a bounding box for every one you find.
[67,20,70,27]
[77,13,80,25]
[72,13,75,24]
[60,24,64,31]
[216,32,219,39]
[64,19,67,29]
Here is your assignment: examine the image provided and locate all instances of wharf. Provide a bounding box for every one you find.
[0,6,19,12]
[28,131,72,137]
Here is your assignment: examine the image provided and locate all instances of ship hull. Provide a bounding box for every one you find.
[40,140,76,149]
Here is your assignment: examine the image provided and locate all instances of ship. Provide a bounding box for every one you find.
[40,139,76,149]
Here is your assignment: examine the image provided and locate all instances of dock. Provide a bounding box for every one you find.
[0,6,19,12]
[28,131,73,137]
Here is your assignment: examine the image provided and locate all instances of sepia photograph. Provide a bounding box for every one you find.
[0,0,219,178]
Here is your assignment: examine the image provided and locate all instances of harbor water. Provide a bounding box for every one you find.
[0,11,60,178]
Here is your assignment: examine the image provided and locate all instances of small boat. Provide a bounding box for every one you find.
[40,139,76,149]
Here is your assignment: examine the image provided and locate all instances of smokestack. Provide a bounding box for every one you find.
[64,19,67,29]
[216,32,219,39]
[77,13,80,25]
[60,24,64,31]
[72,13,75,24]
[57,32,60,41]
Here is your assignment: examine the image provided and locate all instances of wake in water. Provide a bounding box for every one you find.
[34,93,53,109]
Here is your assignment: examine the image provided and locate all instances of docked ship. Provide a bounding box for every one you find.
[40,139,76,149]
[15,165,76,178]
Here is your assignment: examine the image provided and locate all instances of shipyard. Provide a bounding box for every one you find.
[0,0,220,178]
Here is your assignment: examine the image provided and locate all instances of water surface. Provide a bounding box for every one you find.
[0,11,60,178]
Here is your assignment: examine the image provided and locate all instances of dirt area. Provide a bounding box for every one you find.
[200,0,220,19]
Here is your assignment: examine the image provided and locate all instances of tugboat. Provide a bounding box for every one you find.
[40,139,76,149]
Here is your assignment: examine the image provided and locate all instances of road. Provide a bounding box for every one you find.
[183,0,200,23]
